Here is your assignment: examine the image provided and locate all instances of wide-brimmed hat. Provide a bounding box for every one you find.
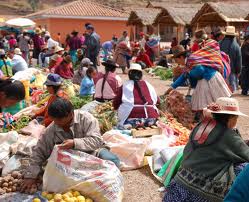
[41,44,48,51]
[128,63,142,72]
[171,45,187,58]
[44,73,62,86]
[14,48,22,55]
[35,28,42,34]
[81,58,93,66]
[54,46,64,53]
[222,26,238,36]
[204,97,247,117]
[64,55,72,64]
[102,59,119,68]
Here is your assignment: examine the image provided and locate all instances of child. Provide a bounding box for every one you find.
[80,66,97,97]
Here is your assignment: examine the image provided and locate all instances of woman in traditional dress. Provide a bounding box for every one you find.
[95,59,122,102]
[163,97,249,202]
[166,39,231,112]
[113,63,159,129]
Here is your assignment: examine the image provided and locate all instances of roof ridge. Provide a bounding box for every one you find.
[27,0,127,17]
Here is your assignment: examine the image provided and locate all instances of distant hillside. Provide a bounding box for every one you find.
[0,0,242,16]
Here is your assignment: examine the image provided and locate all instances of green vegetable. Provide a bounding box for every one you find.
[2,115,32,132]
[70,95,92,109]
[152,68,173,80]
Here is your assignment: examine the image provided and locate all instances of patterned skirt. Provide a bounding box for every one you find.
[191,72,231,111]
[163,163,248,202]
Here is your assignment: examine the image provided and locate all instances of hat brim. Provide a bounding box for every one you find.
[102,61,119,68]
[128,68,143,73]
[44,81,62,86]
[172,50,187,58]
[221,31,239,36]
[203,108,248,117]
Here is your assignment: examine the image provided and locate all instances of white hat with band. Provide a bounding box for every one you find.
[204,97,247,117]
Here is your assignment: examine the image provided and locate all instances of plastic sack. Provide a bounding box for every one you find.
[19,119,45,139]
[0,131,19,169]
[80,100,101,112]
[10,135,38,156]
[43,146,124,202]
[103,130,150,170]
[2,154,29,176]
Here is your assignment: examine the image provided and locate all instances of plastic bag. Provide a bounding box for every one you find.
[19,119,45,139]
[80,100,101,112]
[103,130,150,170]
[0,131,19,170]
[43,146,124,202]
[2,154,29,176]
[10,134,38,156]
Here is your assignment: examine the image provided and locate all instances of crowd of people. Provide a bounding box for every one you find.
[0,22,249,202]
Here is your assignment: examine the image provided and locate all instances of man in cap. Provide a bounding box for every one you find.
[83,25,100,68]
[220,26,242,92]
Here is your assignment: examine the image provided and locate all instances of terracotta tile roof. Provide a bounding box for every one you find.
[27,0,128,19]
[128,8,161,26]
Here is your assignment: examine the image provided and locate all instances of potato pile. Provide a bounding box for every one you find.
[0,171,23,195]
[33,190,93,202]
[166,90,196,129]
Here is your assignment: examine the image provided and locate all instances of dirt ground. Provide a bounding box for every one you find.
[100,67,249,202]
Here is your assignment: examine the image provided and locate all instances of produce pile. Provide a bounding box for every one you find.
[160,111,190,146]
[0,171,24,195]
[91,102,117,134]
[70,96,92,109]
[1,115,31,133]
[149,67,173,80]
[164,90,196,129]
[33,190,93,202]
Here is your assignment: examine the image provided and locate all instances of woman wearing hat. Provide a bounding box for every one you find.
[9,48,28,74]
[54,55,74,79]
[166,42,231,112]
[220,26,242,92]
[95,59,122,102]
[32,28,45,62]
[240,32,249,95]
[164,97,249,202]
[33,73,68,127]
[113,63,159,129]
[72,57,92,85]
[48,46,64,70]
[113,41,131,74]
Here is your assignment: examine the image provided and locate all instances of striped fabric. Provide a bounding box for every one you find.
[186,39,225,73]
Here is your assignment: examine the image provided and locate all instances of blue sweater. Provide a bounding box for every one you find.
[171,65,216,89]
[80,76,95,96]
[224,164,249,202]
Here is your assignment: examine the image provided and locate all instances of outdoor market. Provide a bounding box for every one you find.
[0,0,249,202]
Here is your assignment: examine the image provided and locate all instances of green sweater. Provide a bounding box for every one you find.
[175,122,249,202]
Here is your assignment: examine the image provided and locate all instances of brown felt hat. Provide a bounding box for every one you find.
[171,45,187,58]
